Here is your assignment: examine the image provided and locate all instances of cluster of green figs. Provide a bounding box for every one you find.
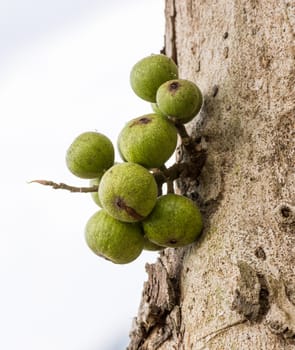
[66,54,203,264]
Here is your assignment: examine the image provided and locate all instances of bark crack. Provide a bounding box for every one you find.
[163,0,178,63]
[195,318,248,350]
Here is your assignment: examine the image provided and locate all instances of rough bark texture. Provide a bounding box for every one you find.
[128,1,295,349]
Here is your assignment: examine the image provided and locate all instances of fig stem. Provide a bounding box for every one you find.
[170,119,191,146]
[160,165,174,194]
[29,179,98,193]
[170,119,206,164]
[30,157,206,194]
[151,168,165,196]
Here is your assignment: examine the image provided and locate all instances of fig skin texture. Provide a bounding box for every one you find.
[143,237,164,251]
[156,79,203,124]
[85,209,144,264]
[99,163,158,223]
[117,113,178,169]
[66,131,114,179]
[130,54,178,102]
[89,164,118,207]
[143,194,203,247]
[89,177,102,207]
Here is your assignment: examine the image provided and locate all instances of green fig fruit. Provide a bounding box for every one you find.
[66,131,114,179]
[130,54,178,102]
[89,177,102,207]
[143,194,203,247]
[156,79,203,124]
[117,113,178,169]
[85,209,144,264]
[99,163,158,223]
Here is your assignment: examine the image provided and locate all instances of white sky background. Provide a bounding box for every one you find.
[0,1,165,349]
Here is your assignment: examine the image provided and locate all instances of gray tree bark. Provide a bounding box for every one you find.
[128,0,295,349]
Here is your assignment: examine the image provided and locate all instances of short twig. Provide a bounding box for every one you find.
[170,119,191,146]
[170,119,205,165]
[29,180,98,193]
[160,165,174,194]
[30,159,206,195]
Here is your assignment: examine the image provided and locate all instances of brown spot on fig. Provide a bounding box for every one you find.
[138,117,152,124]
[169,239,177,244]
[115,197,126,209]
[169,81,181,94]
[115,197,144,221]
[130,117,152,127]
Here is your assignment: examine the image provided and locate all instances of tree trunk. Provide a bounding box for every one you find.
[128,0,295,349]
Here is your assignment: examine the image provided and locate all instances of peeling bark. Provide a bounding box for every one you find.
[128,0,295,349]
[129,248,185,349]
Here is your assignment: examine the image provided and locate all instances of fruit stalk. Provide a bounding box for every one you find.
[29,180,99,193]
[172,120,207,168]
[30,156,206,195]
[160,165,174,194]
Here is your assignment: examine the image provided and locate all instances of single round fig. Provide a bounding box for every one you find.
[130,54,178,102]
[89,177,102,207]
[85,209,144,264]
[99,163,158,223]
[143,194,203,247]
[156,79,203,124]
[117,113,178,169]
[66,131,114,179]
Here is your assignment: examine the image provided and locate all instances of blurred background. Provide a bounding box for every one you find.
[0,1,165,349]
